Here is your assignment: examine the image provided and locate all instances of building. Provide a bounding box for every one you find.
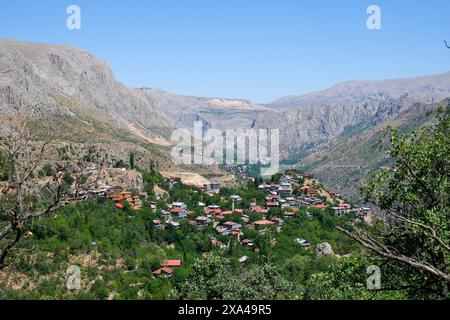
[161,260,182,268]
[152,267,173,278]
[171,207,188,218]
[203,182,221,193]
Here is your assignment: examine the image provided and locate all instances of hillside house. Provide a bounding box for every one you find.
[152,267,173,278]
[153,220,163,229]
[254,220,275,230]
[266,202,280,208]
[203,182,221,193]
[196,216,211,226]
[161,259,182,268]
[328,190,341,197]
[171,202,188,210]
[166,221,181,229]
[283,211,295,219]
[271,217,284,226]
[223,221,242,230]
[295,238,311,248]
[249,205,269,214]
[171,207,188,218]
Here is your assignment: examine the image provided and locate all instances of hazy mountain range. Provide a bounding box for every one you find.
[1,38,449,199]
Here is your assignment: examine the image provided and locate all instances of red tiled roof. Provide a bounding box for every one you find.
[115,203,124,209]
[161,260,182,267]
[266,202,279,207]
[254,220,275,226]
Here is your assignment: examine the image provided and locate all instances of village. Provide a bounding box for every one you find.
[75,168,373,279]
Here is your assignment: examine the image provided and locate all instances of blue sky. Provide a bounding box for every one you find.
[1,0,450,103]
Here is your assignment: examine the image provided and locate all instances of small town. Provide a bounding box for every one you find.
[75,167,373,279]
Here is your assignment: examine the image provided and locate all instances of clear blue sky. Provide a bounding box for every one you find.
[1,0,450,103]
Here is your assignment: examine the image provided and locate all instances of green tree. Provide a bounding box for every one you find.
[339,107,450,298]
[129,152,135,170]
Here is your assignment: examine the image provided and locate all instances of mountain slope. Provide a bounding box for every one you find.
[269,73,450,110]
[297,99,449,201]
[1,38,450,199]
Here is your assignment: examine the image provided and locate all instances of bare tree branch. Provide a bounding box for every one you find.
[337,226,450,283]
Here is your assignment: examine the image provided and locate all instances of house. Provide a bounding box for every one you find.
[166,221,181,229]
[266,202,279,208]
[333,203,352,216]
[139,192,149,200]
[254,220,275,230]
[295,238,311,248]
[280,175,293,185]
[171,207,188,218]
[278,186,293,197]
[249,205,268,214]
[211,238,227,249]
[271,217,284,226]
[241,239,254,249]
[115,203,124,209]
[171,202,188,210]
[152,267,173,278]
[215,226,228,235]
[312,204,326,210]
[161,210,171,217]
[230,195,242,202]
[161,260,182,268]
[269,184,280,193]
[153,220,163,229]
[283,211,296,219]
[223,221,242,230]
[196,216,211,226]
[328,190,341,197]
[203,182,221,193]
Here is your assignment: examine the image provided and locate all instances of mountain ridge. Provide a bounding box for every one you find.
[1,38,449,199]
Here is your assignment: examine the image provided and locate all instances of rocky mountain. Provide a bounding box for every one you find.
[252,73,450,159]
[269,73,450,110]
[298,99,449,201]
[139,88,270,131]
[0,39,175,135]
[1,38,449,199]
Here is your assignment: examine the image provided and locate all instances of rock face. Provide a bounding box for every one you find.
[316,243,334,257]
[0,39,173,134]
[1,38,450,199]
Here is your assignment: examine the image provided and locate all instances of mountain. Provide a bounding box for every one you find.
[0,39,175,134]
[252,73,450,159]
[139,88,270,131]
[298,99,449,201]
[1,38,449,199]
[269,73,450,110]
